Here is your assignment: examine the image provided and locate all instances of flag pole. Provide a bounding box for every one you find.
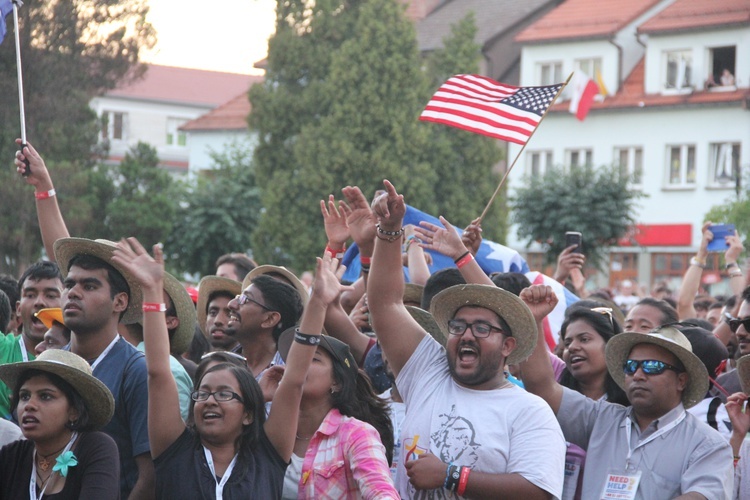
[477,72,574,224]
[12,0,29,175]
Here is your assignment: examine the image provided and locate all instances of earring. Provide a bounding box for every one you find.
[330,387,336,394]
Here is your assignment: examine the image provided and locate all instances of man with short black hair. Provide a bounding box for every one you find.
[215,252,257,282]
[196,275,241,352]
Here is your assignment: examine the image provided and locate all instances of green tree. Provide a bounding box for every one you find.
[0,0,155,274]
[166,140,262,277]
[421,13,506,240]
[249,0,433,271]
[705,181,750,245]
[104,142,184,246]
[511,164,644,268]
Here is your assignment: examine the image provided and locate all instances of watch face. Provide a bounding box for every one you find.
[451,470,460,480]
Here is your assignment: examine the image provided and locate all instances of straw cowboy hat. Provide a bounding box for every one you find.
[406,306,446,346]
[35,308,64,329]
[53,238,143,325]
[196,276,242,337]
[403,284,424,306]
[162,272,197,354]
[605,326,709,409]
[0,349,114,429]
[737,354,750,394]
[430,284,538,365]
[243,265,309,304]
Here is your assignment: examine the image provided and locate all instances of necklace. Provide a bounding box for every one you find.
[36,444,67,472]
[295,434,312,441]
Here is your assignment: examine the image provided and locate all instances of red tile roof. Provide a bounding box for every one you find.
[107,65,262,107]
[548,58,750,114]
[638,0,750,34]
[516,0,662,43]
[180,91,253,131]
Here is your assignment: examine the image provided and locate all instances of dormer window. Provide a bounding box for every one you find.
[664,50,692,91]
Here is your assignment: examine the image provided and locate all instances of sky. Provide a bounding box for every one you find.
[141,0,276,75]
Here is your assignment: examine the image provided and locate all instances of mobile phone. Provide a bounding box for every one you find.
[707,224,735,252]
[565,231,583,254]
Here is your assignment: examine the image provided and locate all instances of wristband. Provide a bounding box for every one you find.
[325,244,345,259]
[359,256,372,265]
[376,224,404,242]
[456,466,471,496]
[360,263,370,274]
[729,270,743,278]
[726,262,739,270]
[689,257,706,269]
[455,252,474,269]
[444,464,459,492]
[294,329,321,346]
[142,302,167,313]
[34,188,56,200]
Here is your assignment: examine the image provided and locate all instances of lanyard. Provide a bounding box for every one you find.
[90,336,120,372]
[203,446,238,500]
[624,410,685,468]
[19,335,29,362]
[29,432,78,499]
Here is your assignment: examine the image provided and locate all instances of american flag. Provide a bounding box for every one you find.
[420,74,564,145]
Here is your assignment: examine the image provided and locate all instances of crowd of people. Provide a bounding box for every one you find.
[0,141,747,498]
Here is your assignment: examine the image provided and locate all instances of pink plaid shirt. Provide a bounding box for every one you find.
[298,408,398,499]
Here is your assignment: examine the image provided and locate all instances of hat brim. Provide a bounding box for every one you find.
[430,284,537,365]
[403,284,424,306]
[406,306,445,346]
[196,276,242,337]
[0,359,114,429]
[605,332,709,409]
[243,265,309,305]
[738,354,750,394]
[53,238,144,325]
[163,272,197,355]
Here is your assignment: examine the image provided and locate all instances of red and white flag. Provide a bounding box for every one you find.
[420,74,564,145]
[568,71,599,121]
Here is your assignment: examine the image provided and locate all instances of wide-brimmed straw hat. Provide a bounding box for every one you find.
[0,349,114,429]
[605,326,709,409]
[403,284,424,306]
[430,284,537,365]
[243,265,309,304]
[35,308,65,329]
[163,272,197,354]
[738,354,750,394]
[196,276,242,337]
[53,238,143,324]
[406,306,446,346]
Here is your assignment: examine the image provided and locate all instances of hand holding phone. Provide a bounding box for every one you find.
[707,224,735,252]
[565,231,583,254]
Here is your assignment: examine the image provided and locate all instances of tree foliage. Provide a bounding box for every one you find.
[705,187,750,245]
[166,141,262,277]
[511,165,644,268]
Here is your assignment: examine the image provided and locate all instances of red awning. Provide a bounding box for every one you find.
[618,224,692,246]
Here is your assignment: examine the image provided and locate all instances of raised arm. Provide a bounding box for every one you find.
[725,233,745,296]
[366,180,426,377]
[265,255,351,461]
[414,215,493,286]
[677,222,711,320]
[14,140,70,260]
[324,294,373,366]
[518,284,564,414]
[404,225,431,286]
[111,238,184,459]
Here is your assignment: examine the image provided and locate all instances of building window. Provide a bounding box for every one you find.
[664,50,692,90]
[101,111,127,141]
[709,143,740,186]
[575,58,602,78]
[615,147,643,186]
[566,149,592,168]
[666,145,696,186]
[166,118,188,147]
[708,46,736,88]
[527,151,553,177]
[538,62,562,86]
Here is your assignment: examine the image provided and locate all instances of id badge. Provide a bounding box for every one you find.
[600,470,641,500]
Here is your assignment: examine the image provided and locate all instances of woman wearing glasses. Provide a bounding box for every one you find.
[113,238,346,498]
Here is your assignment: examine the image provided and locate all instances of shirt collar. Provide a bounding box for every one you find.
[317,408,343,437]
[624,402,685,430]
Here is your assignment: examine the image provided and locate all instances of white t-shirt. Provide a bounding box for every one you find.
[281,453,304,499]
[687,396,732,442]
[396,337,565,499]
[380,388,406,482]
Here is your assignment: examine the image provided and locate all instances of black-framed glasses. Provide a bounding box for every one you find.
[235,294,271,311]
[447,319,506,338]
[191,390,244,403]
[623,359,684,376]
[728,316,750,333]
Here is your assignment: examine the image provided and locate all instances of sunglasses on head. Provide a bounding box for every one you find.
[623,359,684,376]
[728,316,750,333]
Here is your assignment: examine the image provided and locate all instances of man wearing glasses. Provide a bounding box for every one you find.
[713,287,750,401]
[368,181,565,500]
[521,284,732,500]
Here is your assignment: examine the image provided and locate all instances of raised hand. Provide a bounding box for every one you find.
[553,245,586,283]
[14,140,53,190]
[349,293,371,331]
[310,254,353,307]
[519,285,558,323]
[725,232,744,264]
[111,238,164,291]
[371,179,405,230]
[414,216,467,260]
[320,194,350,249]
[461,217,483,256]
[341,186,377,250]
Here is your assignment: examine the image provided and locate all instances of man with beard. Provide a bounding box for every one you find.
[368,180,564,500]
[226,274,303,380]
[196,275,241,353]
[0,261,62,420]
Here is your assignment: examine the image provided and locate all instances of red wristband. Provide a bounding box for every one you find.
[142,302,166,313]
[325,244,345,258]
[456,466,470,496]
[360,256,372,265]
[455,252,474,269]
[34,188,56,200]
